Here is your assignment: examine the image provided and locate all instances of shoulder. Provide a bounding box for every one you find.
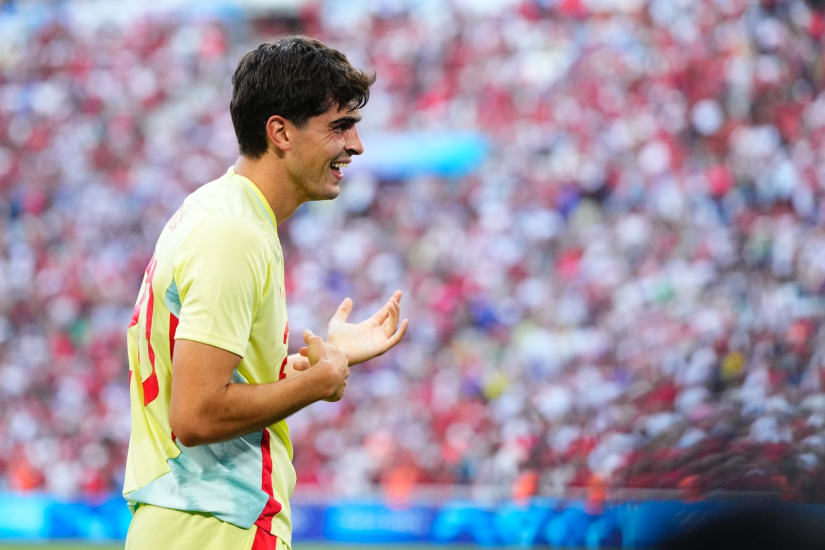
[179,213,275,269]
[190,178,262,219]
[173,175,280,268]
[172,213,276,302]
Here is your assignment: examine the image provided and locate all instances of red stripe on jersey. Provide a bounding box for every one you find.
[278,356,288,381]
[251,526,278,550]
[129,252,156,328]
[142,258,159,406]
[254,429,282,533]
[279,322,289,380]
[169,312,179,361]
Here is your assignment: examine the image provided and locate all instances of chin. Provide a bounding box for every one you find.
[313,185,340,201]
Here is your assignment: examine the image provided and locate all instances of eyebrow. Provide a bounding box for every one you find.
[329,115,361,127]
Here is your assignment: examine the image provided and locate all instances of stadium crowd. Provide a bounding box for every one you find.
[0,0,824,504]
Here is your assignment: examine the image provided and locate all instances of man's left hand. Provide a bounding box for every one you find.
[316,290,409,366]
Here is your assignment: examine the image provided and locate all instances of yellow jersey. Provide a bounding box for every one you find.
[123,167,294,546]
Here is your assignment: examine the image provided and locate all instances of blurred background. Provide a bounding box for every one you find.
[1,0,825,547]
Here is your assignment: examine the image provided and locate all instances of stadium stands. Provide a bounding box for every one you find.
[0,0,824,504]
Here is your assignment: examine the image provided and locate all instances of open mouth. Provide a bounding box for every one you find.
[330,161,348,179]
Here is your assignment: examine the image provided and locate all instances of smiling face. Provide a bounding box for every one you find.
[285,104,364,202]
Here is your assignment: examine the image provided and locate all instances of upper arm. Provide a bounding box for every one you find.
[168,217,270,440]
[169,339,241,441]
[173,216,270,356]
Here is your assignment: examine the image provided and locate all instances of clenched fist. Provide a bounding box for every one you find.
[302,329,350,402]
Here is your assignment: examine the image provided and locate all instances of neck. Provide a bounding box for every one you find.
[233,155,302,224]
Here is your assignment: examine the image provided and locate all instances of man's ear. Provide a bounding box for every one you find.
[266,115,291,152]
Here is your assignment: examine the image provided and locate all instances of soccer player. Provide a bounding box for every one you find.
[123,36,408,550]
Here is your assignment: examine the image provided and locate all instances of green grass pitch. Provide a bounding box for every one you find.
[0,544,492,550]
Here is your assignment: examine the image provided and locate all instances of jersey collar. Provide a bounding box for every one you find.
[227,166,278,234]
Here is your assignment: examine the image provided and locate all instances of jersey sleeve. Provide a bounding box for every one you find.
[173,215,271,357]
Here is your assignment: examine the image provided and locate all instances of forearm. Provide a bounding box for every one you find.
[175,368,328,446]
[170,335,348,447]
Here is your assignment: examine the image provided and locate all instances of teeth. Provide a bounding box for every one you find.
[331,162,347,169]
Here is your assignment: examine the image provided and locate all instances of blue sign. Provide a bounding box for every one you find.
[2,491,824,548]
[358,131,490,179]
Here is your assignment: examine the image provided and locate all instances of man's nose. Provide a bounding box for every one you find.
[345,126,364,156]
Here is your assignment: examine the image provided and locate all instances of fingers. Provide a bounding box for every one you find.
[292,358,311,371]
[385,318,409,350]
[376,294,402,338]
[383,298,400,335]
[337,291,404,336]
[374,301,391,325]
[325,385,346,402]
[303,330,325,366]
[299,347,308,357]
[371,291,403,324]
[303,329,323,346]
[331,297,353,323]
[372,318,410,358]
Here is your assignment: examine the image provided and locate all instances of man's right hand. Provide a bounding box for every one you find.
[302,329,350,401]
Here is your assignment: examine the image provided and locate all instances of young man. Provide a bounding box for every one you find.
[123,36,408,550]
